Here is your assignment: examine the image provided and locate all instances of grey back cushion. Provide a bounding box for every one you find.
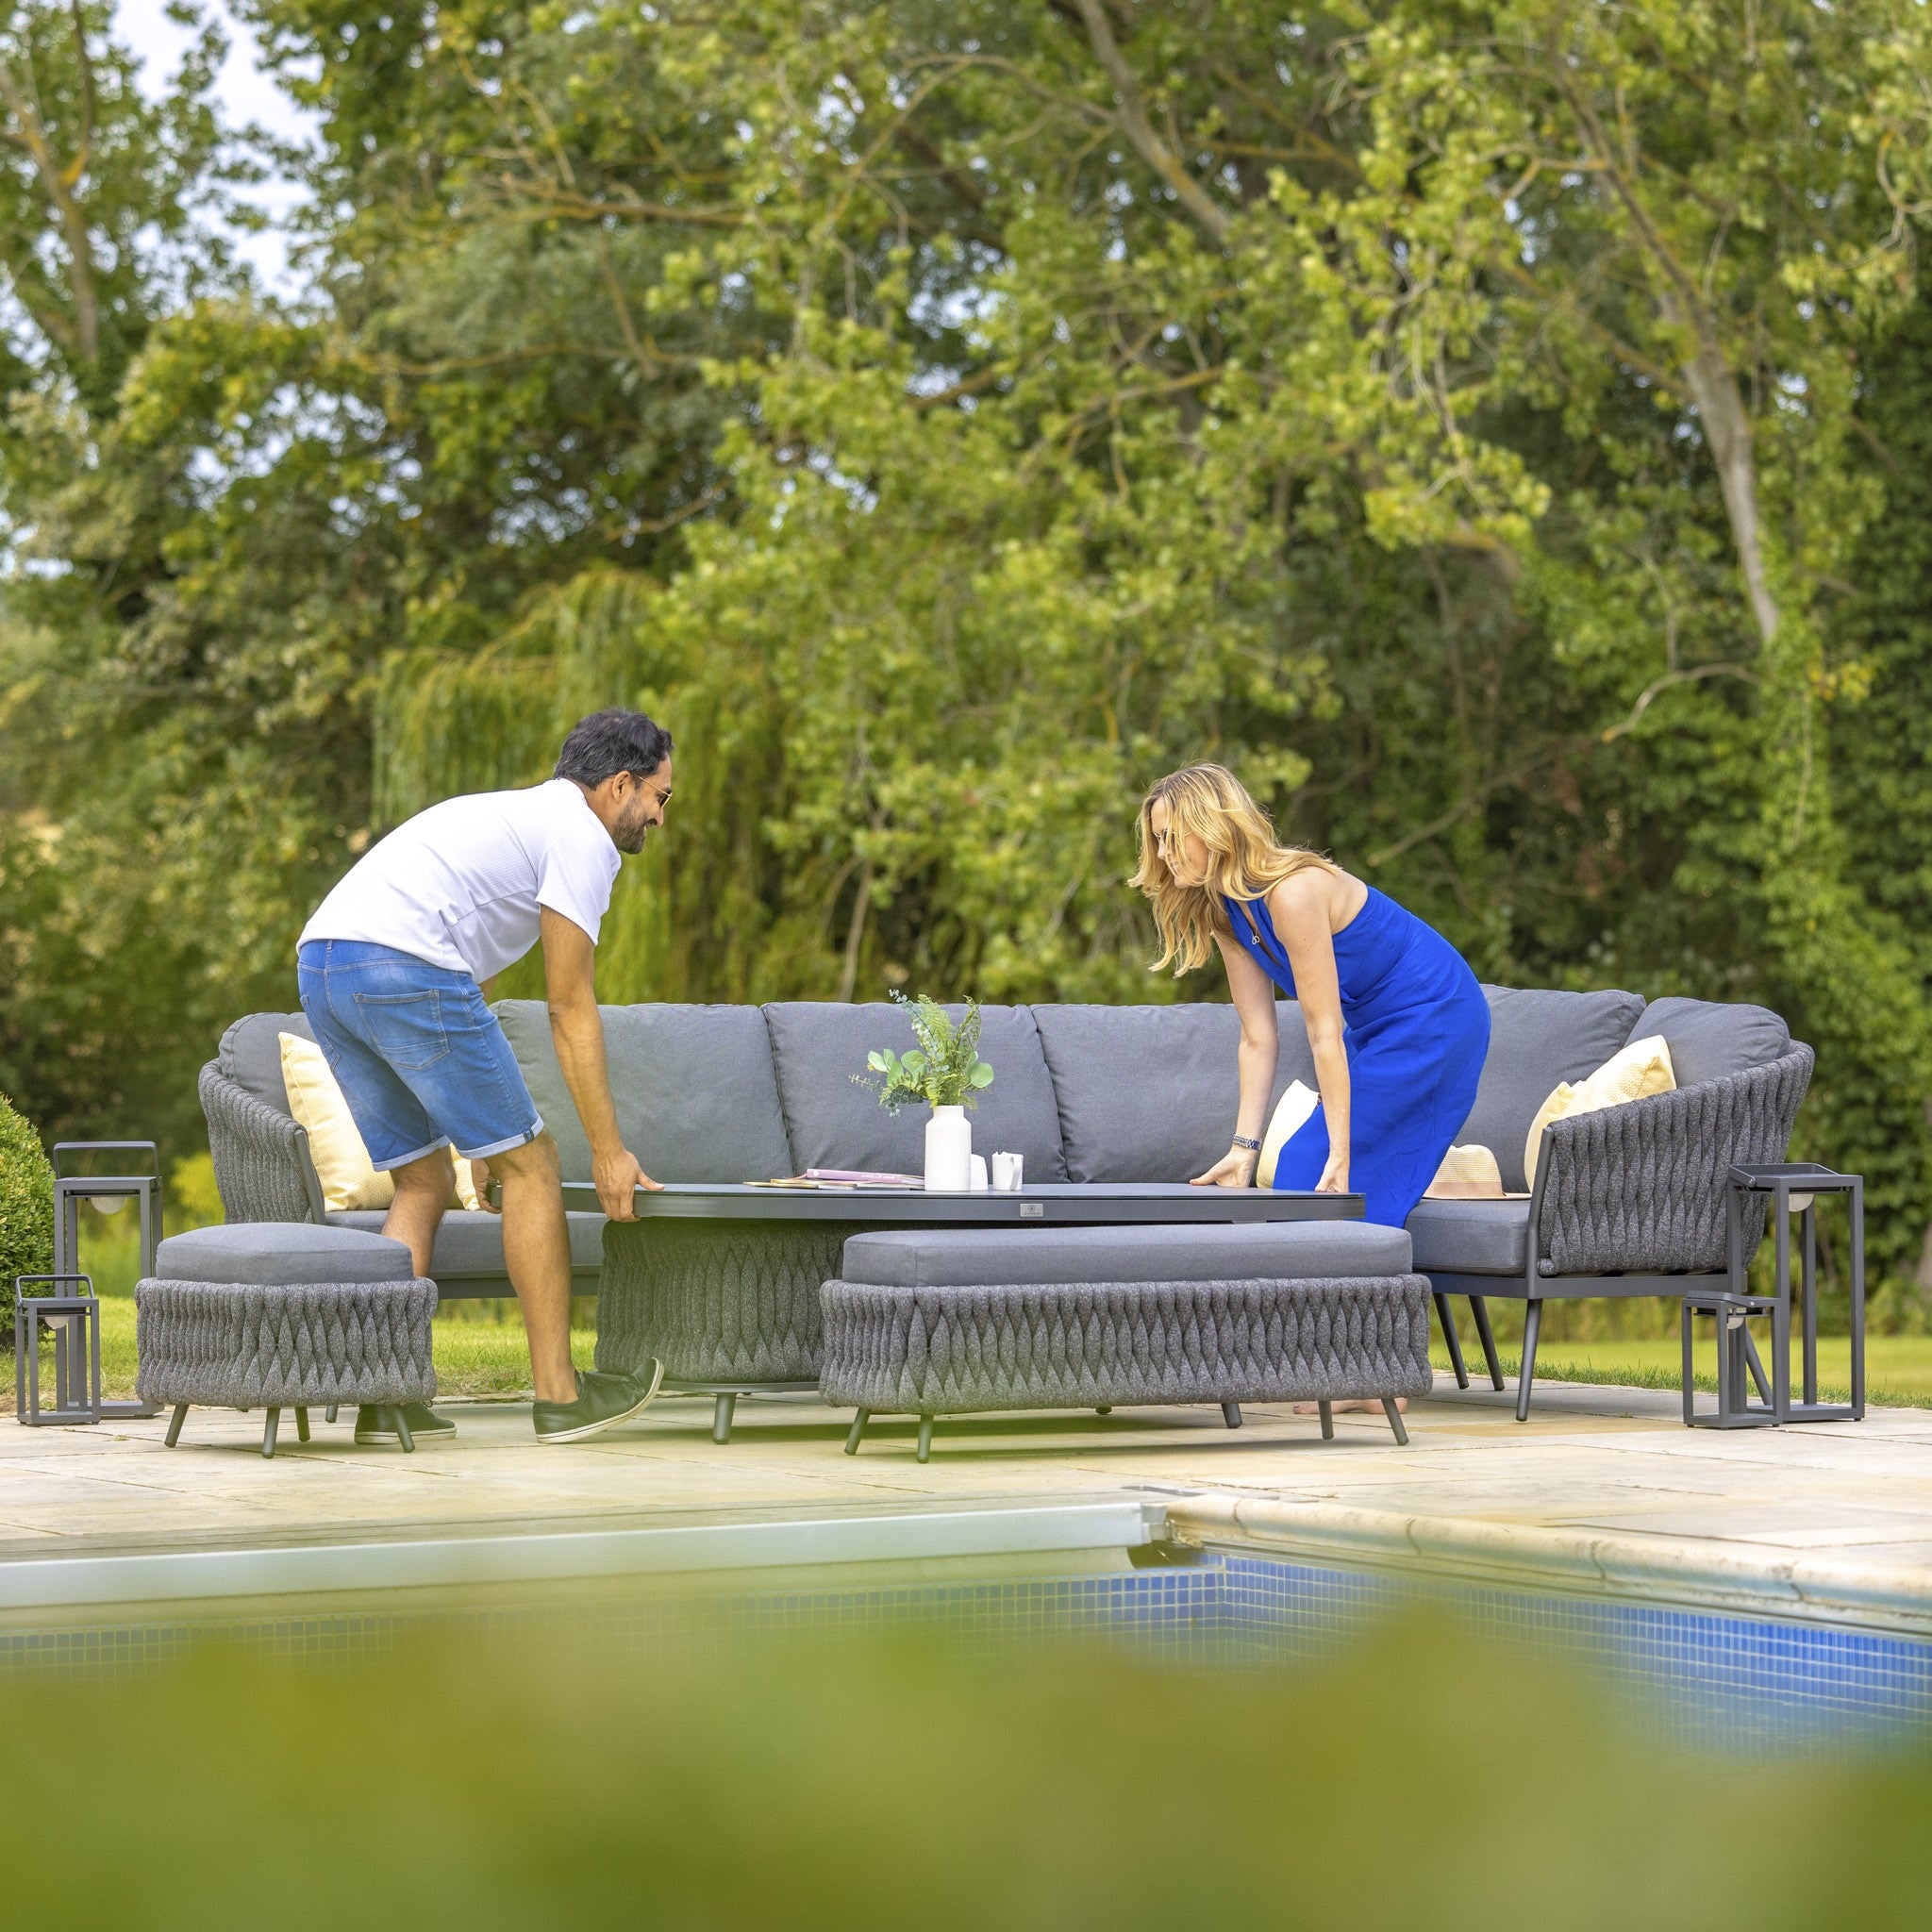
[219,1012,310,1114]
[1459,986,1649,1192]
[1033,1003,1316,1184]
[495,1000,793,1185]
[762,1004,1069,1181]
[1639,995,1791,1088]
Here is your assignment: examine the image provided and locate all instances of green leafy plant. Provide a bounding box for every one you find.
[0,1091,54,1332]
[856,995,995,1114]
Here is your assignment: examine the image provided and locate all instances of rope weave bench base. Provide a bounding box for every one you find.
[136,1276,437,1457]
[821,1273,1433,1460]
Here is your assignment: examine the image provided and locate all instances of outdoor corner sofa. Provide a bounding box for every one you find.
[200,987,1812,1421]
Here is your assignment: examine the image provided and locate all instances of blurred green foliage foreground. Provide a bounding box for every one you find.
[6,1607,1931,1928]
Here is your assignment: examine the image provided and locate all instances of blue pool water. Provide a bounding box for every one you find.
[8,1550,1932,1758]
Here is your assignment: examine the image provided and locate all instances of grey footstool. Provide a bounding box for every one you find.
[821,1221,1432,1461]
[135,1224,437,1457]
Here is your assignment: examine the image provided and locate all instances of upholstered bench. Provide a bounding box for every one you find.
[820,1221,1431,1461]
[135,1224,438,1457]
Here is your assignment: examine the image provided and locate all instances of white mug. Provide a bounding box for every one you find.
[969,1154,989,1192]
[990,1151,1024,1192]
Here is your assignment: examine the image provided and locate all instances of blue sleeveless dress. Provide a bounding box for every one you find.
[1224,886,1491,1228]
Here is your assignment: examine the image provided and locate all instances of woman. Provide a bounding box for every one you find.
[1133,764,1490,1235]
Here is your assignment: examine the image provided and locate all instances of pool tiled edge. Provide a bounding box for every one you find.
[1168,1490,1932,1642]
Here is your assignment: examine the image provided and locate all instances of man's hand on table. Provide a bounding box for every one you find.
[594,1145,661,1220]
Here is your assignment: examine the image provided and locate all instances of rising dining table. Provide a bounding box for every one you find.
[567,1181,1366,1441]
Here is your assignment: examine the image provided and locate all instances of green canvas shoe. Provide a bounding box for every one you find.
[532,1362,664,1444]
[355,1402,457,1446]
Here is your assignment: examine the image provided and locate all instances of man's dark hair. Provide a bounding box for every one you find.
[554,708,674,788]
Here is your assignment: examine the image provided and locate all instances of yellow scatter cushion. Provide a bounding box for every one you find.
[278,1032,482,1213]
[1257,1080,1321,1189]
[1424,1143,1504,1200]
[1524,1035,1676,1190]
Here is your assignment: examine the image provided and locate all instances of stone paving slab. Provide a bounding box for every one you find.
[6,1374,1932,1634]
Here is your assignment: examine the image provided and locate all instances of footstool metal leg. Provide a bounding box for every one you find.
[391,1407,415,1453]
[325,1405,339,1424]
[294,1407,310,1443]
[844,1408,871,1456]
[1221,1401,1242,1429]
[1469,1296,1505,1391]
[916,1413,934,1463]
[1381,1398,1409,1446]
[1095,1406,1112,1416]
[712,1393,736,1445]
[262,1407,280,1458]
[1434,1292,1469,1390]
[165,1404,188,1448]
[1318,1400,1334,1441]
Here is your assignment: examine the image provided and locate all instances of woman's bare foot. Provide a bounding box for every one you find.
[1292,1396,1407,1416]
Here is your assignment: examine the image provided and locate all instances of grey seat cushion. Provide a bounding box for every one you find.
[1405,1199,1531,1276]
[218,1012,310,1114]
[326,1209,606,1278]
[764,1004,1069,1181]
[1639,996,1791,1088]
[155,1222,415,1286]
[495,1001,793,1186]
[1032,1003,1316,1183]
[1457,987,1649,1191]
[841,1219,1410,1288]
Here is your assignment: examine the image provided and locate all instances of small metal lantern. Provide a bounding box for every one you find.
[13,1274,102,1426]
[52,1141,162,1421]
[1681,1289,1780,1429]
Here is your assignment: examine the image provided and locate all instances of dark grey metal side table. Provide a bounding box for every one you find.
[1725,1161,1864,1424]
[52,1141,164,1420]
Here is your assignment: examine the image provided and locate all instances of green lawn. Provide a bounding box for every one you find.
[1429,1333,1932,1407]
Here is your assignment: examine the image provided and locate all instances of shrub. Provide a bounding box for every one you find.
[0,1091,54,1332]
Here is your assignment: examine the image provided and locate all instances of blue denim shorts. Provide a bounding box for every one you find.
[296,941,544,1168]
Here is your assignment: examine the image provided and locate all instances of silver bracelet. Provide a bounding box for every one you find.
[1230,1135,1261,1153]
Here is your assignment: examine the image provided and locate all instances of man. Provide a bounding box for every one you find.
[297,708,672,1444]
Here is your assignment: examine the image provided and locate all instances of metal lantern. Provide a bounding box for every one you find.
[51,1141,162,1421]
[13,1274,102,1426]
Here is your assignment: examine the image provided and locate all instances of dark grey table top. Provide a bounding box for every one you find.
[570,1181,1364,1225]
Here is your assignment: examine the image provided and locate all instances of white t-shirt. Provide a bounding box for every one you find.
[300,779,622,983]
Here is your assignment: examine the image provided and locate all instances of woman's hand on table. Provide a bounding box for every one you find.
[1191,1146,1260,1189]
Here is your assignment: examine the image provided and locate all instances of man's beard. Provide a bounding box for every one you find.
[613,806,653,854]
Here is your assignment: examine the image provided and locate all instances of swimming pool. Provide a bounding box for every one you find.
[7,1539,1929,1758]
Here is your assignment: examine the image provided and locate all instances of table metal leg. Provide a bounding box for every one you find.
[1801,1202,1819,1410]
[1318,1400,1334,1441]
[916,1413,934,1463]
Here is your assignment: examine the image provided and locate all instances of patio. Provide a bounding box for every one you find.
[6,1372,1930,1641]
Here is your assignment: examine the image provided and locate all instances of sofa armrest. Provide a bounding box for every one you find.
[1534,1046,1815,1277]
[199,1061,325,1224]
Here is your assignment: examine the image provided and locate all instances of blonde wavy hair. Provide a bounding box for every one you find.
[1131,763,1335,975]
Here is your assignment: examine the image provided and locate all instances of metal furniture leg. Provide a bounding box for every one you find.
[1801,1202,1819,1410]
[1095,1406,1112,1416]
[1381,1398,1409,1446]
[1515,1300,1543,1423]
[294,1407,310,1443]
[1434,1292,1469,1390]
[712,1393,736,1444]
[915,1413,934,1463]
[392,1407,416,1452]
[1851,1179,1866,1420]
[1317,1400,1334,1441]
[844,1408,870,1456]
[325,1405,339,1424]
[165,1404,188,1447]
[261,1407,279,1458]
[1468,1296,1504,1391]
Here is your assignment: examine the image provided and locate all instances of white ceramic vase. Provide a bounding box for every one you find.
[924,1105,973,1191]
